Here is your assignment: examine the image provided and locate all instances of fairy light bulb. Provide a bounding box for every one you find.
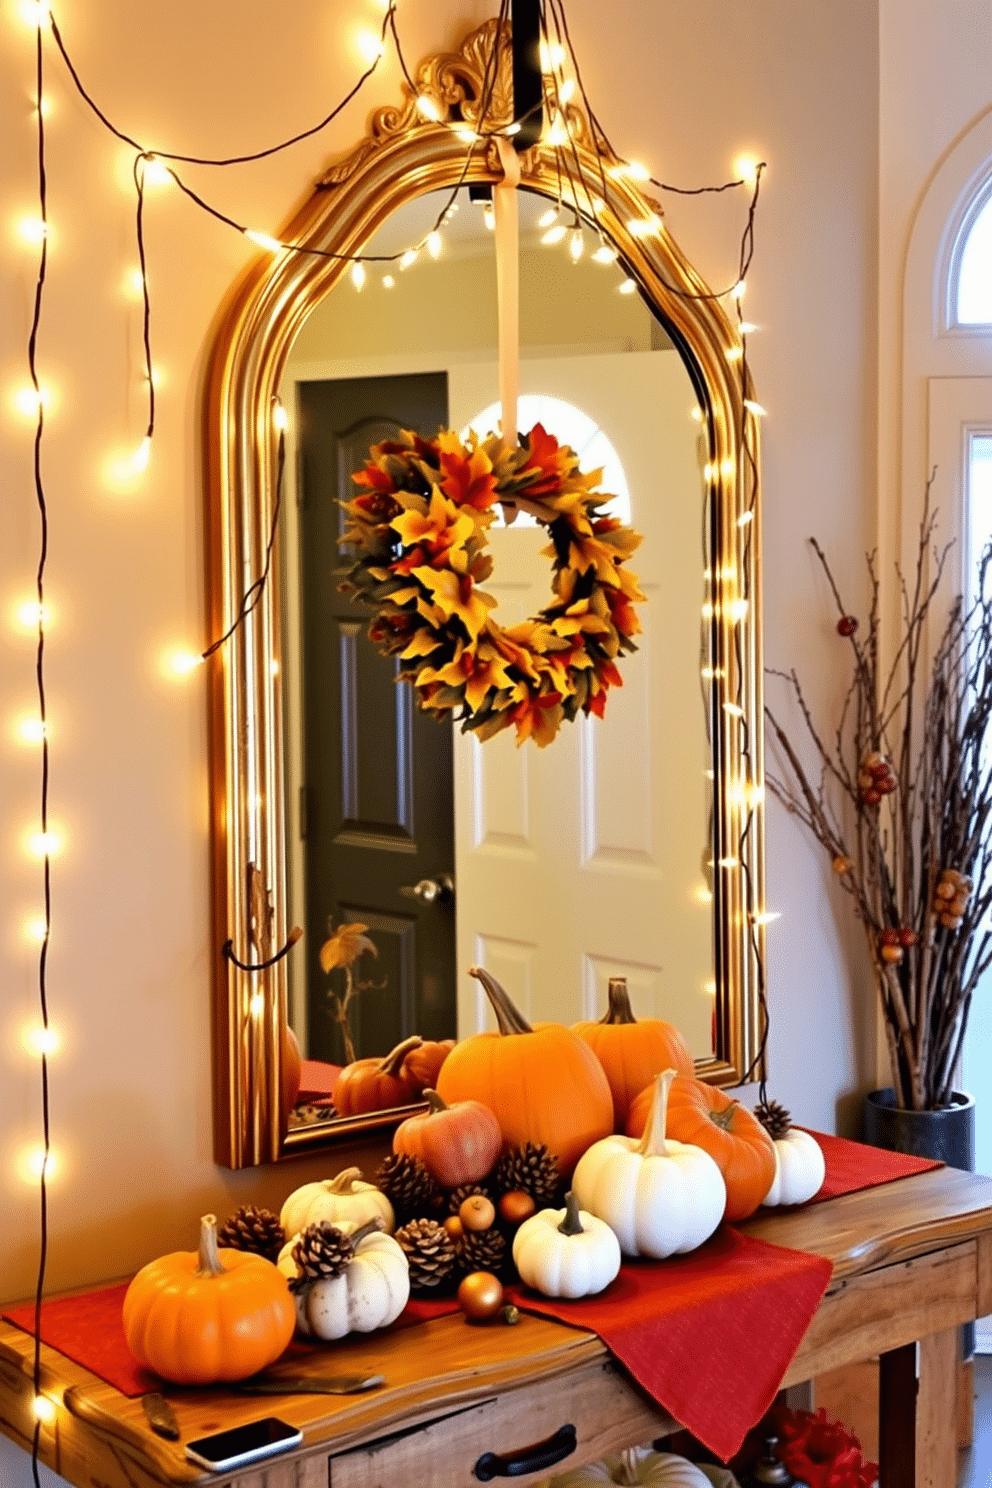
[558,78,576,104]
[569,228,584,262]
[351,261,366,290]
[610,160,650,181]
[416,94,442,122]
[720,457,736,477]
[382,273,395,288]
[453,125,478,144]
[27,830,62,858]
[592,243,617,264]
[752,910,781,926]
[734,154,760,185]
[141,156,172,188]
[737,510,754,526]
[744,399,767,417]
[18,1,50,25]
[618,279,637,296]
[272,403,288,432]
[16,217,47,245]
[355,27,384,64]
[627,214,662,237]
[690,406,704,422]
[167,650,204,677]
[545,117,568,146]
[15,600,48,631]
[483,204,495,231]
[541,225,566,246]
[31,1396,55,1424]
[503,122,522,137]
[538,207,559,229]
[26,1026,58,1057]
[725,346,743,362]
[23,916,48,944]
[14,385,49,419]
[729,279,747,301]
[738,321,758,335]
[16,718,47,744]
[400,249,418,269]
[539,39,565,70]
[132,435,151,473]
[244,229,283,253]
[426,229,442,259]
[20,1147,57,1183]
[249,990,265,1018]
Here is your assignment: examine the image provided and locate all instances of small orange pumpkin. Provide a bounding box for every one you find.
[435,967,613,1176]
[334,1035,424,1116]
[626,1073,775,1222]
[401,1038,456,1093]
[572,977,694,1130]
[393,1088,502,1187]
[122,1215,295,1384]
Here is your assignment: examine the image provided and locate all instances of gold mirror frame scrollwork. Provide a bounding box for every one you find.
[203,18,766,1168]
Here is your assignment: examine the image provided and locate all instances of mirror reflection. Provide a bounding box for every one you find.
[278,189,714,1124]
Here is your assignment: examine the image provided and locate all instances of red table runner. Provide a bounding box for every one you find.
[2,1132,944,1460]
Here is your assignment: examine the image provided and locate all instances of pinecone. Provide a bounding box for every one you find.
[495,1143,561,1206]
[447,1183,491,1215]
[376,1153,442,1222]
[394,1219,456,1292]
[755,1098,791,1140]
[457,1225,508,1277]
[217,1205,285,1263]
[287,1221,355,1292]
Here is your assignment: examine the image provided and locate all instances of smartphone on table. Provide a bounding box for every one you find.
[184,1416,303,1472]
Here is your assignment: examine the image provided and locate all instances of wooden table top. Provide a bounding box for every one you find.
[2,1167,991,1485]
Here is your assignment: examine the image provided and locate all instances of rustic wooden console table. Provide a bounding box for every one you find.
[1,1168,990,1488]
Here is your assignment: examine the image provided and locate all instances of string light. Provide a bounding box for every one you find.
[16,718,47,744]
[538,207,559,228]
[627,213,662,236]
[609,160,650,181]
[591,243,616,263]
[166,650,205,678]
[272,402,288,432]
[20,1148,57,1184]
[729,279,747,300]
[734,154,761,186]
[382,273,395,288]
[725,345,743,362]
[541,224,566,246]
[752,911,781,926]
[16,217,48,245]
[25,1027,59,1057]
[426,229,442,259]
[483,204,495,231]
[23,917,48,944]
[545,117,568,146]
[27,831,62,859]
[355,28,385,64]
[738,321,758,334]
[558,78,576,104]
[350,260,366,290]
[416,94,442,122]
[690,405,704,422]
[244,229,283,253]
[17,1,50,25]
[618,279,637,295]
[141,156,173,188]
[400,248,418,268]
[14,385,51,419]
[539,39,566,69]
[31,1396,56,1425]
[249,990,266,1018]
[744,399,767,417]
[737,511,754,526]
[569,227,584,261]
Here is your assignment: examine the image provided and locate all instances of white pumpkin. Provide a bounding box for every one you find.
[278,1217,409,1340]
[541,1445,735,1486]
[513,1192,621,1299]
[279,1166,395,1237]
[762,1126,826,1207]
[572,1070,725,1259]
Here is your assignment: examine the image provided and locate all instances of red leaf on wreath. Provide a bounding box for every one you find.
[352,463,396,493]
[439,445,498,512]
[518,423,572,496]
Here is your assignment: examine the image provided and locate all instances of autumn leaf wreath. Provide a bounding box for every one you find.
[340,423,645,748]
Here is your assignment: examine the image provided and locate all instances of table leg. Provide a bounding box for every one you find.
[879,1329,958,1488]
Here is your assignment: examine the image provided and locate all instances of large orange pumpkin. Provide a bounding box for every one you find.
[626,1073,775,1222]
[334,1035,424,1116]
[572,976,694,1130]
[435,967,613,1176]
[122,1215,295,1384]
[401,1038,456,1093]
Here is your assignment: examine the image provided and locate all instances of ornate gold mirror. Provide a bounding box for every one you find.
[203,19,765,1168]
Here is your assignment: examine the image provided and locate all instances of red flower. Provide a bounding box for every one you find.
[769,1407,878,1488]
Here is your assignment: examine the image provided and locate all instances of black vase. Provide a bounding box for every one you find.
[863,1087,975,1170]
[863,1086,976,1356]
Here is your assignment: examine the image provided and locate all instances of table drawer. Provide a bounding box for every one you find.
[327,1359,677,1487]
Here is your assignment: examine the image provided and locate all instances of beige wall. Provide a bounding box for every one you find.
[0,4,907,1475]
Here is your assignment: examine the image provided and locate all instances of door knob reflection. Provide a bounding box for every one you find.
[399,874,455,905]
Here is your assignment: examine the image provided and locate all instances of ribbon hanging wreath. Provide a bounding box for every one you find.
[339,424,645,747]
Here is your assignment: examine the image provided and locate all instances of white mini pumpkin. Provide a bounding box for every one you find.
[513,1191,621,1299]
[541,1445,736,1486]
[572,1070,725,1259]
[279,1166,395,1237]
[278,1217,409,1340]
[762,1126,826,1207]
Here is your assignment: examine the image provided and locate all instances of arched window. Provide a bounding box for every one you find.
[462,394,632,525]
[953,178,992,325]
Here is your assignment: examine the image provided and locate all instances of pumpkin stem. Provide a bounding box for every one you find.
[327,1166,364,1195]
[422,1088,448,1114]
[635,1070,677,1159]
[195,1215,227,1278]
[347,1216,385,1249]
[599,976,637,1026]
[468,966,533,1036]
[377,1035,423,1076]
[557,1191,585,1238]
[617,1449,639,1485]
[709,1100,740,1133]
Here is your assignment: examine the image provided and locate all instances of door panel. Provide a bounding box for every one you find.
[297,373,455,1064]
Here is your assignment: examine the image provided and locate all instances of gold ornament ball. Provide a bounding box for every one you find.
[880,943,904,964]
[459,1195,496,1232]
[498,1190,536,1227]
[444,1215,464,1242]
[832,855,853,875]
[458,1271,504,1321]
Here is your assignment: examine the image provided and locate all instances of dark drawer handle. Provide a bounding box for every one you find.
[474,1423,577,1480]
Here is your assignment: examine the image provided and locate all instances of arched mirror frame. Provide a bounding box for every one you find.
[202,19,766,1168]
